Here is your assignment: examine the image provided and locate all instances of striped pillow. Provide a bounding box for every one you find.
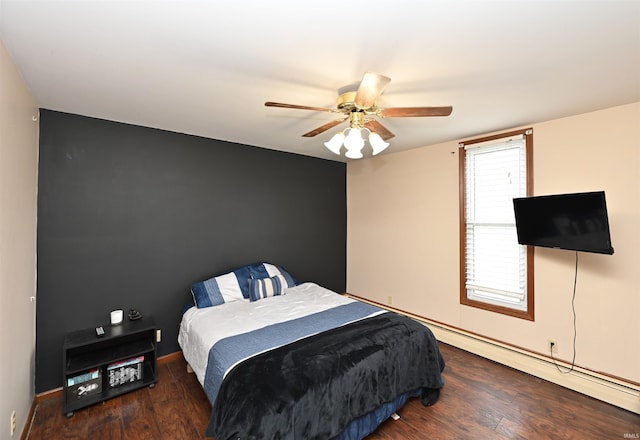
[249,275,287,302]
[249,263,297,294]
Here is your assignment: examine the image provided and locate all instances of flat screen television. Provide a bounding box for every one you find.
[513,191,614,255]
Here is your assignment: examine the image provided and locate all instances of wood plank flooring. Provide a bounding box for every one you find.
[26,343,639,439]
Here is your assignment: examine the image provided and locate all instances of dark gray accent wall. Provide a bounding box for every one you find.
[36,110,346,393]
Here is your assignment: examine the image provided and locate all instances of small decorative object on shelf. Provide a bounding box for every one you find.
[110,309,123,325]
[128,308,142,321]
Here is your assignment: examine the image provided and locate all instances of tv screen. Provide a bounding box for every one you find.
[513,191,614,255]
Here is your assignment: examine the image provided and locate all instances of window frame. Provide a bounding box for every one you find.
[459,128,535,320]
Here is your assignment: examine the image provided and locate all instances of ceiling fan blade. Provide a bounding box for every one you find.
[354,72,391,109]
[265,101,336,113]
[364,120,395,141]
[379,106,453,118]
[302,118,347,137]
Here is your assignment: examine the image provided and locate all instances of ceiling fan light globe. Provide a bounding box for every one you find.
[369,132,390,155]
[324,132,344,155]
[345,148,364,159]
[344,128,364,148]
[344,129,365,159]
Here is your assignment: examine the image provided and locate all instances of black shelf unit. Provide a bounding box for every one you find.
[62,317,158,416]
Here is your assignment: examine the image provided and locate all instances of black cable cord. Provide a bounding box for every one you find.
[550,251,578,374]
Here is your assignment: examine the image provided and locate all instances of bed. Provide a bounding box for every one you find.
[178,262,445,439]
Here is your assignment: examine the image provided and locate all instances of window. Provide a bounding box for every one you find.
[459,128,534,320]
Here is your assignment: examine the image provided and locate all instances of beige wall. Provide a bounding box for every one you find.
[347,102,640,384]
[0,40,39,436]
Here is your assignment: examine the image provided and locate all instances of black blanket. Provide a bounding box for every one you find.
[207,312,445,439]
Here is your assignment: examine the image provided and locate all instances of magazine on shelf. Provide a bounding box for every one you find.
[67,368,100,387]
[107,355,144,370]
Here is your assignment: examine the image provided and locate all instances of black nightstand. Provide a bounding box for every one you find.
[62,317,158,416]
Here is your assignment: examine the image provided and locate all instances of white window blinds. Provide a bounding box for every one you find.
[463,134,528,311]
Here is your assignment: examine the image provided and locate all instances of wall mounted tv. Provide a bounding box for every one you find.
[513,191,614,255]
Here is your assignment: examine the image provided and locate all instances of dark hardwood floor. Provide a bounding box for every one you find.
[27,343,639,439]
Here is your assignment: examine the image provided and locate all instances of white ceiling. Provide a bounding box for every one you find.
[1,1,639,162]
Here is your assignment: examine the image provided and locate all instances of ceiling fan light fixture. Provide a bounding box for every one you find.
[323,127,389,159]
[369,132,390,155]
[324,132,344,155]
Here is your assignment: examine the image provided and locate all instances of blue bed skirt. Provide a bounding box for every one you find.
[334,389,419,440]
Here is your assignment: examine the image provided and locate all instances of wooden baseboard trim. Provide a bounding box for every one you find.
[20,399,37,440]
[35,386,62,403]
[158,351,183,365]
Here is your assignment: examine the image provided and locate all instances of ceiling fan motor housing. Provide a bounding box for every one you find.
[337,91,375,113]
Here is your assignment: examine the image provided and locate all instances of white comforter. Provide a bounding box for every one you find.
[178,282,382,388]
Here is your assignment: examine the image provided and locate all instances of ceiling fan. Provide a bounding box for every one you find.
[265,72,452,158]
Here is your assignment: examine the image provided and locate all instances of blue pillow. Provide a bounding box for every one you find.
[191,269,250,308]
[191,278,224,308]
[249,274,286,302]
